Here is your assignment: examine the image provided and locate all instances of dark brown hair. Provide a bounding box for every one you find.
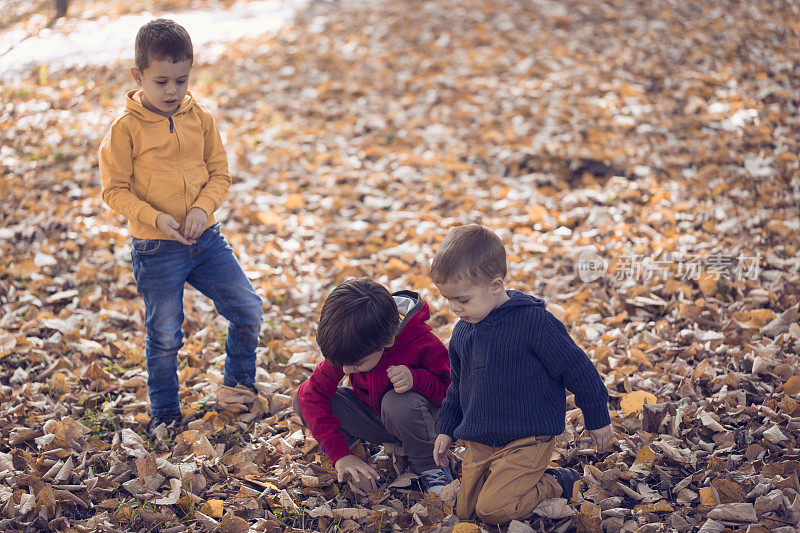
[135,19,193,71]
[430,224,507,284]
[316,278,399,366]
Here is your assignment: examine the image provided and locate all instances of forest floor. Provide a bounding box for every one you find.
[1,0,799,531]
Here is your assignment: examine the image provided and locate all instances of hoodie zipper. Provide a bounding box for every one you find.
[167,115,188,215]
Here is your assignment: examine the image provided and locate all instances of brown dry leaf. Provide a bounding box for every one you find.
[220,513,250,533]
[634,500,674,513]
[533,498,577,520]
[710,479,742,504]
[784,376,800,397]
[707,503,757,523]
[575,501,601,532]
[2,0,800,530]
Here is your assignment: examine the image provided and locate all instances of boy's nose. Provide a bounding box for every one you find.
[342,365,355,374]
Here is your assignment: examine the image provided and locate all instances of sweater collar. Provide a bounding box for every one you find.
[473,290,545,326]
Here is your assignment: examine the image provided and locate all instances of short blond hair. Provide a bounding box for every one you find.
[430,225,507,284]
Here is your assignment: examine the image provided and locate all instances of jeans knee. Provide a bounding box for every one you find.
[244,293,263,326]
[146,328,183,353]
[381,390,426,421]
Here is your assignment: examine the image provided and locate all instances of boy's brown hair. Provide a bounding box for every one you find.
[135,18,193,71]
[316,278,399,367]
[430,224,507,284]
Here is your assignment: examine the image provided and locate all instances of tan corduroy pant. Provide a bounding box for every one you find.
[456,435,562,525]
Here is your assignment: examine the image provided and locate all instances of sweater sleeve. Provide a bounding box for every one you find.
[295,360,352,465]
[98,118,162,228]
[410,333,451,407]
[533,310,611,430]
[436,340,463,437]
[191,109,232,216]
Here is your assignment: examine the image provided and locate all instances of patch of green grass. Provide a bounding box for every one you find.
[103,363,126,375]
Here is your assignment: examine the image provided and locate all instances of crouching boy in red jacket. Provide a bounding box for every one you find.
[294,278,452,494]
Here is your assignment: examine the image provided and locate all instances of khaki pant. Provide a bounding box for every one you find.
[456,435,562,525]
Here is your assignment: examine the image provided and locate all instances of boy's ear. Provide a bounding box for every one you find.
[130,67,143,85]
[489,277,505,294]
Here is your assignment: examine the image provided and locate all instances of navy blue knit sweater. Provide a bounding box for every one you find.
[437,290,611,446]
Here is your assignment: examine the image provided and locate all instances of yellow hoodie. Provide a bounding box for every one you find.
[98,89,231,240]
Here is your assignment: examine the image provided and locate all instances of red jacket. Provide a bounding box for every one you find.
[296,291,450,465]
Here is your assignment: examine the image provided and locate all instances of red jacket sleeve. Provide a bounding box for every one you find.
[410,332,451,407]
[295,359,353,465]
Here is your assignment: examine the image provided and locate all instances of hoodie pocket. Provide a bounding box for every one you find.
[144,172,176,213]
[186,164,209,206]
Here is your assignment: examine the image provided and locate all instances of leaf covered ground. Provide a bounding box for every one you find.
[1,0,799,531]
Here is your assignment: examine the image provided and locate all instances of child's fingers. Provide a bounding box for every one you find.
[169,228,193,245]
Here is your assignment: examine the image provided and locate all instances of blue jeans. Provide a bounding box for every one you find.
[131,223,262,417]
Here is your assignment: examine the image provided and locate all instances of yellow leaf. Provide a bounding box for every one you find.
[201,499,224,519]
[620,390,657,416]
[733,309,776,329]
[452,524,482,533]
[285,193,304,210]
[51,372,69,395]
[385,257,409,275]
[699,486,718,507]
[0,334,16,358]
[634,445,658,464]
[697,274,717,297]
[692,360,710,381]
[629,348,649,365]
[634,500,674,513]
[13,260,39,277]
[784,376,800,397]
[255,211,285,230]
[526,204,549,224]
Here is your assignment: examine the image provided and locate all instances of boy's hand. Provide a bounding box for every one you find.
[589,424,612,453]
[156,213,194,245]
[387,365,413,393]
[433,434,453,468]
[334,454,380,490]
[183,207,207,240]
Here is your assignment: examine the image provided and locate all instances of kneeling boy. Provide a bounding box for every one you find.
[294,278,452,494]
[431,225,612,525]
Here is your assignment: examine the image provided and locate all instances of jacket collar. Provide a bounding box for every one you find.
[125,89,195,122]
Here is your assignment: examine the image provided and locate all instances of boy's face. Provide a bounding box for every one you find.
[435,277,508,324]
[342,344,391,375]
[131,58,192,117]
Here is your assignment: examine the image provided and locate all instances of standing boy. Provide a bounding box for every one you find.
[294,278,453,494]
[431,225,612,525]
[98,19,262,436]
